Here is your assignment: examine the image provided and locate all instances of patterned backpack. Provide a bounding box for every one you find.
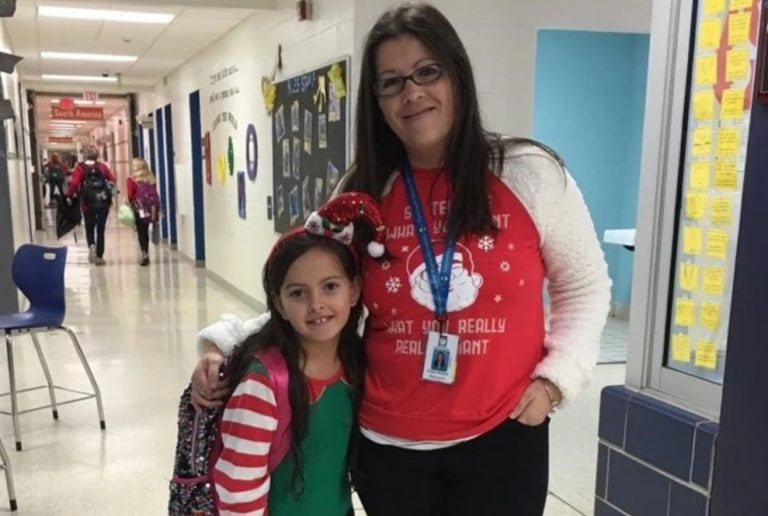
[134,181,160,222]
[168,347,292,515]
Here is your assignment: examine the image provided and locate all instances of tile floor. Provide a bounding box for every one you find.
[0,219,628,515]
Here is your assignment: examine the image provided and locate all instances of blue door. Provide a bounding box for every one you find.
[189,91,205,263]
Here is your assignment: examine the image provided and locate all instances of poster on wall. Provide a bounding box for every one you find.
[237,171,246,219]
[204,131,212,185]
[246,123,258,181]
[271,57,350,233]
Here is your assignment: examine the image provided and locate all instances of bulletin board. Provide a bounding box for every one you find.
[665,0,759,383]
[271,57,350,233]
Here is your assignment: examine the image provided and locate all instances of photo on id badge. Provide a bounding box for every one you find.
[423,331,458,384]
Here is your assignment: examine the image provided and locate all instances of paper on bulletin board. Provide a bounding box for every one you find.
[714,160,738,189]
[703,266,725,294]
[675,298,696,327]
[686,192,708,220]
[706,229,728,259]
[693,90,715,119]
[672,334,692,362]
[696,55,717,85]
[690,161,711,189]
[698,19,721,49]
[700,301,721,330]
[720,89,745,119]
[726,48,749,81]
[695,340,718,370]
[680,262,700,292]
[683,226,703,255]
[710,197,732,224]
[728,12,751,46]
[704,0,725,15]
[692,127,713,155]
[716,127,740,156]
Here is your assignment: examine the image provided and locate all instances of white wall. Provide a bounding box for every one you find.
[352,0,652,136]
[137,0,354,304]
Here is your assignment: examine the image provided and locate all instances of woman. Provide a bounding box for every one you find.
[126,158,159,266]
[192,3,610,515]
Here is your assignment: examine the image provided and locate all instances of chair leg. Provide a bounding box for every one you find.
[0,439,17,511]
[59,327,106,430]
[30,332,59,420]
[4,335,22,451]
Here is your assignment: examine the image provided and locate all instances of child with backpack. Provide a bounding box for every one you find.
[67,146,117,265]
[44,152,68,205]
[126,158,160,266]
[169,193,387,516]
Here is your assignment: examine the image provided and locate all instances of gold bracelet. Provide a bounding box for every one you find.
[540,379,561,412]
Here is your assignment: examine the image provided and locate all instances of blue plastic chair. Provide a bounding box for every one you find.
[0,244,105,455]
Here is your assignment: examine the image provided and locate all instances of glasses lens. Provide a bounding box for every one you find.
[374,77,403,97]
[413,64,442,84]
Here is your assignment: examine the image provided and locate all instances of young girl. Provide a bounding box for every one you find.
[125,158,159,266]
[210,193,385,515]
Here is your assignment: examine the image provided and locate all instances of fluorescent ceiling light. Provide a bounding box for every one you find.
[42,74,117,83]
[38,6,174,24]
[50,99,106,106]
[42,51,136,63]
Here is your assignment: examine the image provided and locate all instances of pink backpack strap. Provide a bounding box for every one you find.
[256,347,292,472]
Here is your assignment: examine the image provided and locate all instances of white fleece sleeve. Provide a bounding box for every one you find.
[196,312,272,357]
[500,146,611,407]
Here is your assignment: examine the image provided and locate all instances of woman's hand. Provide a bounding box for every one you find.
[190,342,230,411]
[509,378,561,426]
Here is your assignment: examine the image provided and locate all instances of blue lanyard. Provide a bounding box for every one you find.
[402,161,456,325]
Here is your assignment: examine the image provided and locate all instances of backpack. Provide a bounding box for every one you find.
[168,347,292,516]
[134,181,160,222]
[47,164,63,183]
[81,163,110,209]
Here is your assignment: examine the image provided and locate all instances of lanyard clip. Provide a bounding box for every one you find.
[437,315,447,336]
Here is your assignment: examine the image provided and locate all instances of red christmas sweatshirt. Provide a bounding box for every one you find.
[360,167,546,441]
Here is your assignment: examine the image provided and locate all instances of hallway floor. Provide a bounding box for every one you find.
[0,219,626,515]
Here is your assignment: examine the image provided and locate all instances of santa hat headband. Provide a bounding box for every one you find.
[269,192,387,263]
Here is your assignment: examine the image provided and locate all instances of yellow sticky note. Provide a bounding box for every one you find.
[680,263,700,292]
[699,19,722,49]
[721,88,745,119]
[728,12,752,45]
[693,127,713,156]
[690,161,711,189]
[693,90,715,120]
[695,340,718,370]
[715,160,738,189]
[716,127,741,156]
[686,192,708,220]
[672,334,692,362]
[700,301,721,330]
[675,298,696,327]
[696,55,718,85]
[726,48,749,81]
[705,0,726,14]
[731,0,753,10]
[706,229,728,258]
[703,266,726,294]
[683,226,703,255]
[711,197,732,224]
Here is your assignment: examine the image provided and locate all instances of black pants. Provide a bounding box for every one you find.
[48,180,64,202]
[84,207,108,258]
[135,216,150,253]
[353,418,549,516]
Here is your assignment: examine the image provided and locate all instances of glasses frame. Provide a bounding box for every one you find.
[372,63,444,98]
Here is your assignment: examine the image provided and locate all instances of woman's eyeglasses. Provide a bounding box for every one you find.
[372,63,444,98]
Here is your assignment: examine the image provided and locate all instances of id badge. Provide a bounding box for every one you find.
[422,331,459,384]
[139,208,147,219]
